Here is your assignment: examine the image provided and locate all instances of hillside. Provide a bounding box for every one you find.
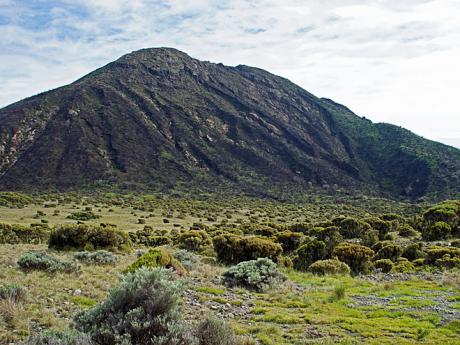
[0,48,459,199]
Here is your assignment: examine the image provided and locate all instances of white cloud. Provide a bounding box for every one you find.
[0,0,459,145]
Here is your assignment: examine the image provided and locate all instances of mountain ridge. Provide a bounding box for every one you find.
[0,47,459,200]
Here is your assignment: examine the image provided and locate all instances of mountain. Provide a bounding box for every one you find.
[0,47,459,199]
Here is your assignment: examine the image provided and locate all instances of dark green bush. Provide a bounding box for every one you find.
[74,250,117,265]
[124,248,185,275]
[307,258,350,276]
[316,226,343,252]
[398,224,418,237]
[175,230,212,252]
[333,243,374,275]
[365,217,391,240]
[293,240,327,271]
[222,258,283,292]
[275,231,306,252]
[392,258,415,272]
[21,330,93,345]
[373,259,394,273]
[146,235,172,247]
[0,192,32,208]
[422,222,452,241]
[287,223,313,234]
[67,211,100,221]
[17,251,78,273]
[435,255,460,269]
[130,227,172,246]
[49,224,131,252]
[0,223,50,244]
[422,201,460,229]
[373,244,402,262]
[213,235,282,264]
[75,268,194,345]
[333,217,371,239]
[402,243,426,261]
[425,246,460,265]
[360,229,379,247]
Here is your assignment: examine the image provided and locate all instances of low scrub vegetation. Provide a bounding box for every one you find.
[2,194,460,344]
[307,258,350,276]
[17,251,79,273]
[222,258,284,292]
[0,223,50,244]
[75,268,192,345]
[124,247,185,274]
[213,235,282,264]
[49,224,131,252]
[74,250,118,265]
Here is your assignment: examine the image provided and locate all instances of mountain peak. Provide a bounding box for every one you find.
[119,47,193,62]
[0,48,459,199]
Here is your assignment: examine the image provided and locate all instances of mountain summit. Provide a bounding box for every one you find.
[0,47,459,199]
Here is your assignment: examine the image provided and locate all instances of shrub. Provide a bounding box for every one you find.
[374,259,394,273]
[0,191,32,207]
[21,330,93,345]
[422,222,452,241]
[175,230,212,252]
[334,217,371,239]
[392,258,415,273]
[307,258,350,276]
[293,240,327,271]
[398,224,418,237]
[422,201,460,228]
[360,229,379,248]
[49,224,131,252]
[75,268,194,345]
[222,258,284,292]
[402,243,426,261]
[451,240,460,248]
[287,223,313,234]
[0,283,26,303]
[0,223,50,244]
[425,246,460,265]
[333,243,374,275]
[316,226,343,253]
[373,244,402,262]
[130,227,172,246]
[173,249,198,271]
[275,231,305,252]
[365,217,391,240]
[124,248,185,274]
[196,317,239,345]
[278,256,293,270]
[17,251,78,273]
[435,255,460,269]
[213,235,282,264]
[74,250,118,265]
[67,211,100,221]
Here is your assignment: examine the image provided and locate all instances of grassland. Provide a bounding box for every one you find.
[0,194,459,344]
[1,243,459,344]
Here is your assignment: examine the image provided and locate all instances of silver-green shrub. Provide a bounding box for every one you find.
[17,251,78,273]
[21,330,93,345]
[221,258,284,292]
[74,268,195,345]
[74,250,117,265]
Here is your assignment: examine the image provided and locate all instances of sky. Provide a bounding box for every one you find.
[0,0,459,148]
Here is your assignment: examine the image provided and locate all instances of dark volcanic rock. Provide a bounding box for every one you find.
[0,48,459,199]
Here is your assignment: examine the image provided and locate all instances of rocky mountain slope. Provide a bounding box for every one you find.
[0,48,459,199]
